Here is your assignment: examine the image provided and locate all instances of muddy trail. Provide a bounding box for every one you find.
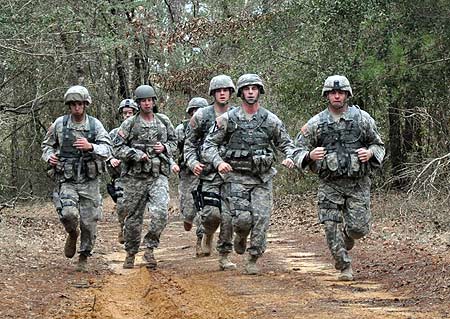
[1,195,449,318]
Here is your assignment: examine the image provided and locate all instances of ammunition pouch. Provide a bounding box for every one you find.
[319,150,368,179]
[57,157,103,181]
[224,149,274,175]
[128,143,171,177]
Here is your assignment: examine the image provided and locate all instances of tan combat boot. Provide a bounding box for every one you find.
[219,253,237,271]
[76,254,88,272]
[123,253,135,269]
[64,229,79,258]
[338,264,353,281]
[233,233,247,255]
[143,248,157,269]
[201,233,214,257]
[244,254,259,275]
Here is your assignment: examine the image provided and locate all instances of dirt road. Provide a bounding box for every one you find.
[1,195,449,318]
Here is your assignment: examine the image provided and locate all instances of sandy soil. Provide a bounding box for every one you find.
[0,193,448,319]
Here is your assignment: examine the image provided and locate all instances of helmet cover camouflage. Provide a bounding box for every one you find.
[236,74,265,97]
[208,75,236,96]
[186,97,208,113]
[321,75,353,97]
[118,99,139,112]
[64,85,92,105]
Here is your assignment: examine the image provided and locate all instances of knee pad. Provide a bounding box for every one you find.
[345,226,369,240]
[232,210,252,233]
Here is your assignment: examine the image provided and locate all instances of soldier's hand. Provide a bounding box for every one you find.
[141,153,150,161]
[48,154,59,167]
[193,163,205,176]
[73,137,93,151]
[356,148,373,163]
[282,158,295,169]
[218,162,233,174]
[171,164,180,174]
[110,158,121,167]
[309,147,326,161]
[153,142,165,154]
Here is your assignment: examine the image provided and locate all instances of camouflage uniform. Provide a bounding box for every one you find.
[202,106,295,259]
[113,113,176,256]
[294,105,385,272]
[42,114,112,257]
[184,104,233,254]
[175,121,203,240]
[107,127,126,228]
[107,98,139,242]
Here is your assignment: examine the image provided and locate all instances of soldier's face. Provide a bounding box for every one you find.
[68,101,86,117]
[242,85,260,105]
[188,107,200,118]
[327,90,347,110]
[213,88,231,106]
[121,107,135,120]
[139,98,154,114]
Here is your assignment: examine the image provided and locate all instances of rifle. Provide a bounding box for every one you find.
[52,189,63,218]
[106,181,118,203]
[191,181,222,213]
[191,186,204,212]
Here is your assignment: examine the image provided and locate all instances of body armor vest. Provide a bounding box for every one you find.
[317,106,368,178]
[58,115,101,181]
[224,107,275,175]
[126,113,171,177]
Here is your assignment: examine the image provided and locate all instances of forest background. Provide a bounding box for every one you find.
[0,0,449,215]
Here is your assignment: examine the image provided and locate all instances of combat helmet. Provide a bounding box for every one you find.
[64,85,92,105]
[236,74,265,97]
[118,99,139,112]
[321,75,353,97]
[208,75,236,96]
[186,97,208,113]
[134,85,157,101]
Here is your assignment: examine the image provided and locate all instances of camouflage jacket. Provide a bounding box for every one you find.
[293,105,385,179]
[184,104,231,181]
[202,105,296,184]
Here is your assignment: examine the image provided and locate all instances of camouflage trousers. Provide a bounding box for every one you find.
[199,174,232,254]
[222,180,273,257]
[58,179,103,255]
[178,168,203,239]
[318,176,372,269]
[120,174,169,255]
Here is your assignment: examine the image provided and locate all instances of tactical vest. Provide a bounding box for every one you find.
[316,106,368,179]
[223,107,275,175]
[57,115,103,181]
[125,113,171,177]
